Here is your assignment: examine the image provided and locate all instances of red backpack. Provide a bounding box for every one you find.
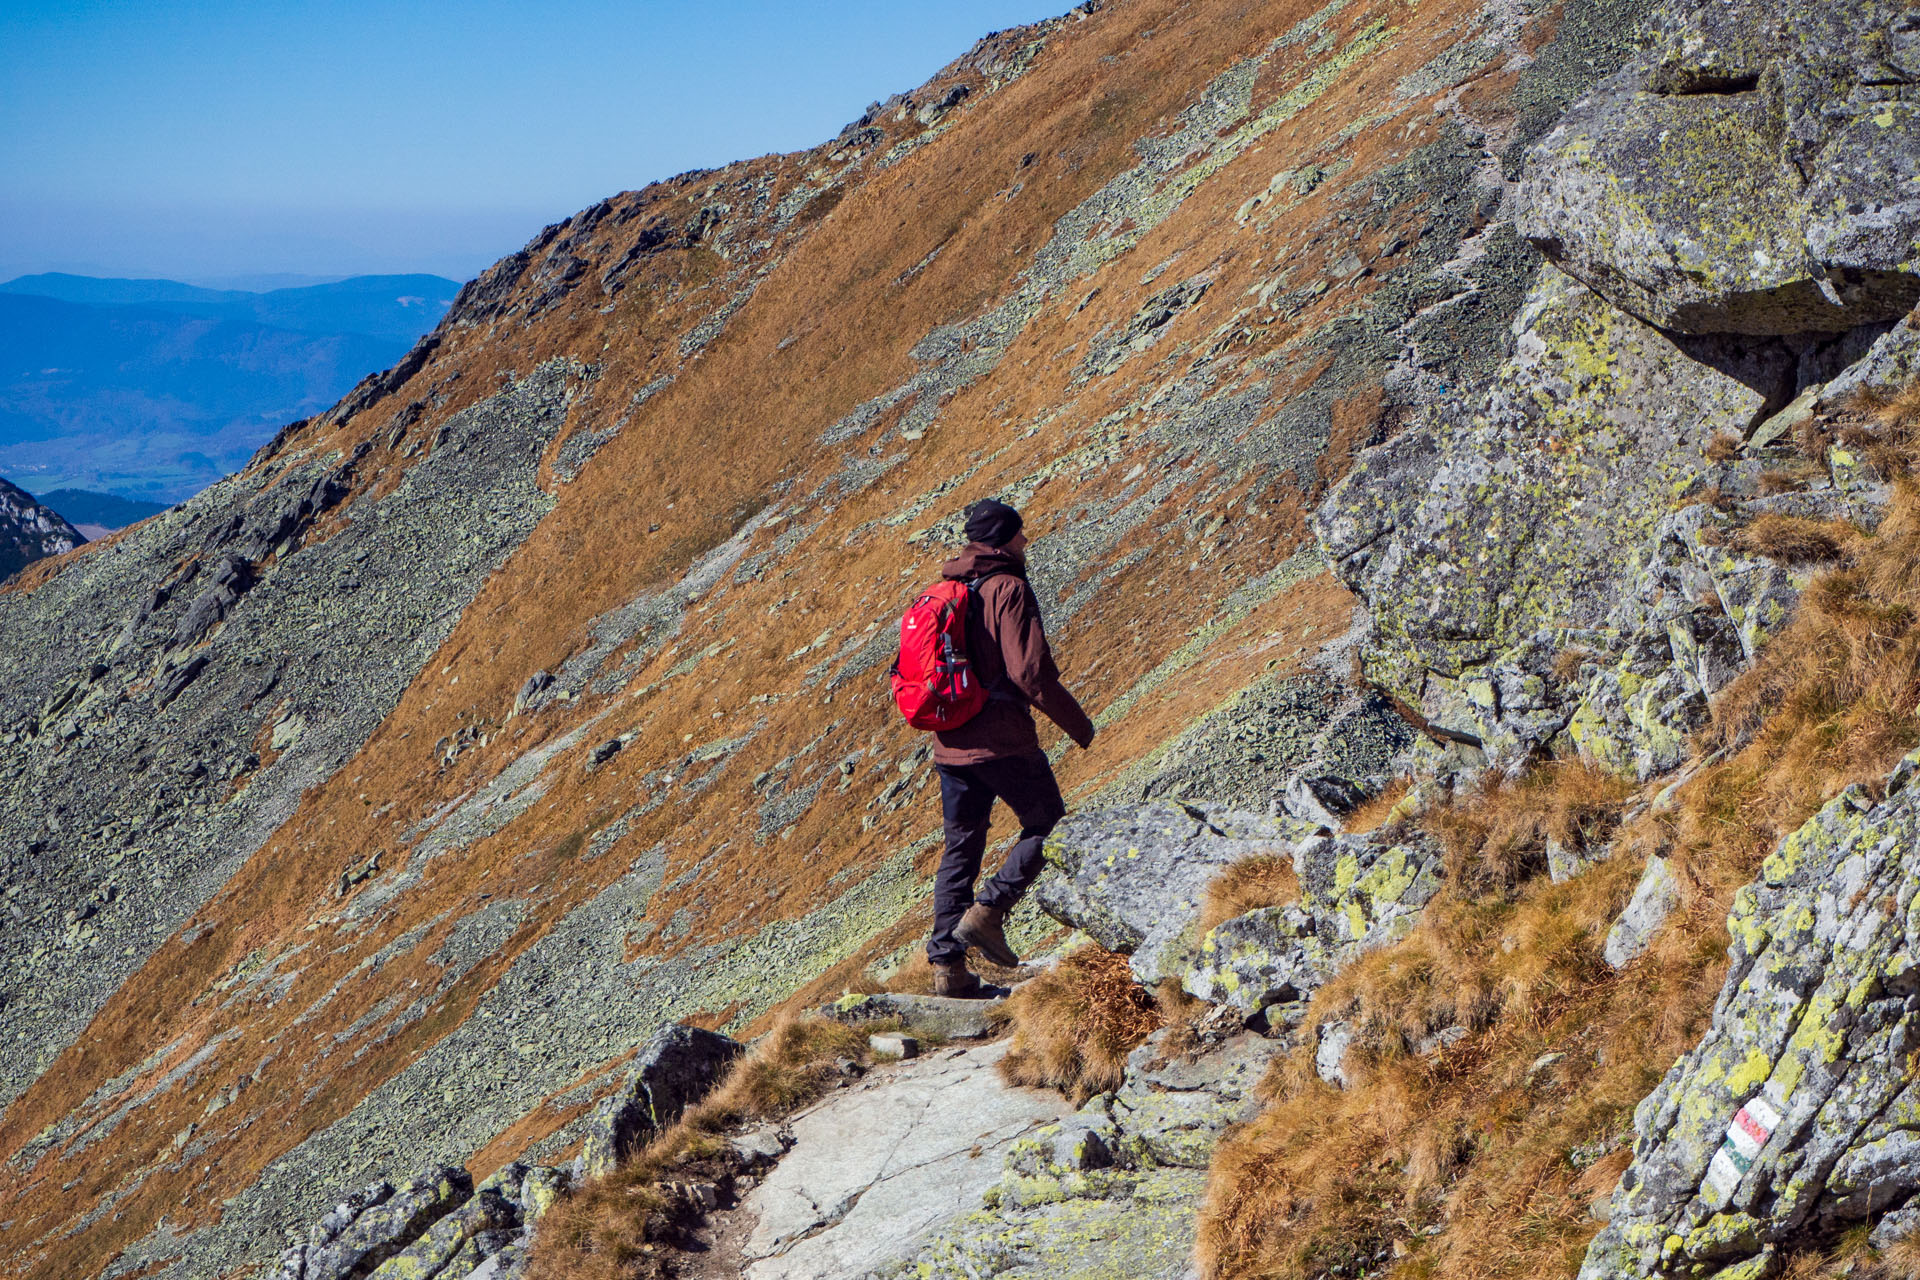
[890,578,989,730]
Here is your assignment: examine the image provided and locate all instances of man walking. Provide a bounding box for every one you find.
[929,498,1095,999]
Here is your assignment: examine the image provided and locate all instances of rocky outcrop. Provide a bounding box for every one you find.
[1315,264,1883,775]
[274,1023,736,1280]
[1517,0,1920,336]
[1037,802,1316,985]
[0,476,82,581]
[1317,0,1919,780]
[1184,827,1443,1017]
[574,1024,744,1178]
[1039,798,1442,1021]
[1581,750,1920,1279]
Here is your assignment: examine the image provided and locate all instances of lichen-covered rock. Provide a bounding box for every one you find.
[1604,854,1682,969]
[1182,904,1322,1013]
[1037,801,1316,984]
[1562,494,1851,780]
[1580,749,1920,1279]
[1316,253,1899,778]
[1317,266,1790,768]
[1105,1029,1283,1168]
[1183,829,1444,1014]
[575,1024,744,1178]
[365,1187,516,1279]
[1518,0,1920,336]
[298,1167,473,1280]
[273,1162,565,1280]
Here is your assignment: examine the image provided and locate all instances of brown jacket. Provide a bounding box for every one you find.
[931,543,1095,765]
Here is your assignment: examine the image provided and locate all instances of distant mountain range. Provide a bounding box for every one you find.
[0,272,460,503]
[33,488,168,536]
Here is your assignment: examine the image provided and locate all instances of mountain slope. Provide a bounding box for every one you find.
[0,1,1703,1276]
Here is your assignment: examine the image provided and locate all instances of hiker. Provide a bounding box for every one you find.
[914,498,1095,999]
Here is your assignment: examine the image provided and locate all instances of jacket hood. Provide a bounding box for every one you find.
[941,542,1027,581]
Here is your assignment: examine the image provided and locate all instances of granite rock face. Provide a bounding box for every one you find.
[1318,0,1920,780]
[1581,750,1920,1278]
[1518,0,1920,336]
[1316,265,1817,771]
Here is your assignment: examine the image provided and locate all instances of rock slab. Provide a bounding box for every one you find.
[1038,801,1314,984]
[741,1040,1071,1279]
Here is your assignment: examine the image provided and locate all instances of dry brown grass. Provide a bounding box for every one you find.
[1343,777,1413,834]
[1201,417,1920,1279]
[999,946,1164,1103]
[1550,647,1594,683]
[1776,1224,1915,1279]
[1420,762,1635,897]
[1758,469,1811,495]
[1705,430,1743,462]
[1707,486,1920,779]
[1728,512,1854,564]
[1199,854,1300,935]
[528,1016,870,1280]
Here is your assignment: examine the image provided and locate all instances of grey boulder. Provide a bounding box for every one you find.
[575,1023,744,1177]
[1518,0,1920,336]
[1036,800,1315,984]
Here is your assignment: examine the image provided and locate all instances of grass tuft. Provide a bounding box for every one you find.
[1728,512,1853,564]
[1198,854,1299,935]
[999,946,1163,1103]
[1419,762,1633,898]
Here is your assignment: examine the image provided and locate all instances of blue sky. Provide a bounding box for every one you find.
[0,0,1069,285]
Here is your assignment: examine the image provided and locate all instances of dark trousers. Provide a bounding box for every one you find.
[928,751,1066,965]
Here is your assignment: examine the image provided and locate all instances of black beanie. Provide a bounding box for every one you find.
[964,498,1024,548]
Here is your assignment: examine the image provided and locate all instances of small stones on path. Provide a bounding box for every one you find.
[869,1032,920,1058]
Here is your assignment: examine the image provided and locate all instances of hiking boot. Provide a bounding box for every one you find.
[932,962,1008,1000]
[956,903,1022,968]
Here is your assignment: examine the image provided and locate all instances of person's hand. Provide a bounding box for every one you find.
[1073,724,1096,750]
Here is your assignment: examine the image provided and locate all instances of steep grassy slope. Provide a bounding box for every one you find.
[0,2,1652,1275]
